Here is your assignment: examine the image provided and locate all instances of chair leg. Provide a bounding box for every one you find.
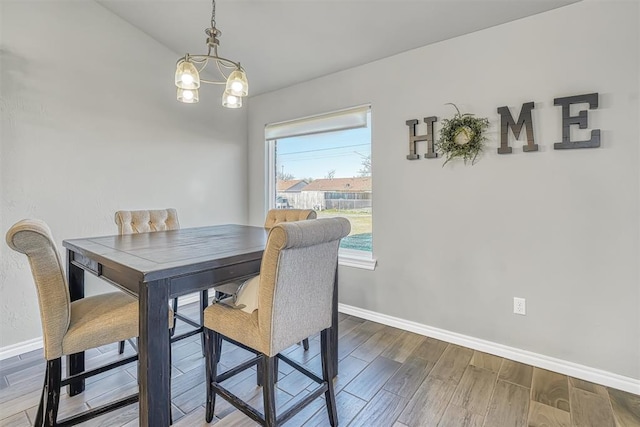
[34,373,47,427]
[204,329,219,423]
[170,297,179,336]
[320,329,338,427]
[43,358,62,427]
[261,356,277,427]
[256,358,264,387]
[200,289,209,357]
[302,338,310,351]
[118,340,125,354]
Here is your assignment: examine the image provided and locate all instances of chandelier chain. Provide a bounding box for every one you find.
[210,0,216,30]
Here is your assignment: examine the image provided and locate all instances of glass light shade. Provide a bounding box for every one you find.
[177,88,199,104]
[222,90,242,109]
[175,60,200,90]
[225,69,248,97]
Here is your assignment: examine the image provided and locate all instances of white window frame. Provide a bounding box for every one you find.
[265,106,377,270]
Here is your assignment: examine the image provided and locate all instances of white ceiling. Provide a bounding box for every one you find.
[97,0,578,97]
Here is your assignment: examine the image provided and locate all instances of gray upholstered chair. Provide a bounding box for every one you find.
[203,217,350,426]
[5,219,156,426]
[114,208,208,353]
[214,208,317,351]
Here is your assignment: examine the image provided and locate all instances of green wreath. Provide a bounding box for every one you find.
[436,103,489,166]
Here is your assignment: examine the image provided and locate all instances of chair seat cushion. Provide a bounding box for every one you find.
[203,301,265,354]
[62,292,173,356]
[234,275,260,313]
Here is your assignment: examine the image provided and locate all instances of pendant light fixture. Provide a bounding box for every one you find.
[174,0,248,108]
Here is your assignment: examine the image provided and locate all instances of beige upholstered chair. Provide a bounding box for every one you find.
[114,208,208,353]
[263,208,317,229]
[5,219,150,426]
[203,217,350,426]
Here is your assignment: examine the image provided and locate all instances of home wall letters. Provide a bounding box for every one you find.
[405,92,600,160]
[406,116,438,160]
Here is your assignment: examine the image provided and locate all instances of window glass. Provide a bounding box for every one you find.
[268,110,372,254]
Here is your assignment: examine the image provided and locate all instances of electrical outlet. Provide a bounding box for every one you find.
[513,297,526,315]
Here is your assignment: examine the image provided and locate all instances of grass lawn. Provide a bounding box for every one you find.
[316,209,372,236]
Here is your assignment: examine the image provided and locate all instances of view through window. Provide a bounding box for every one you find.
[268,109,372,254]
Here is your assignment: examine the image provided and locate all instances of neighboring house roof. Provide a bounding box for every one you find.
[301,177,371,192]
[277,179,307,192]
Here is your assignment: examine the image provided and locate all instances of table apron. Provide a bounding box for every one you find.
[169,259,261,297]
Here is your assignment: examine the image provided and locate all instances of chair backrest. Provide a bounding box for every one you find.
[114,209,180,235]
[263,209,316,230]
[257,217,350,356]
[6,219,70,360]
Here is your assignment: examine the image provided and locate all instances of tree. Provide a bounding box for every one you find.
[277,171,295,181]
[357,154,371,177]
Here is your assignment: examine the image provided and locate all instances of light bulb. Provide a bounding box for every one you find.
[222,89,242,108]
[181,74,194,85]
[177,88,199,104]
[225,69,248,97]
[175,60,200,90]
[231,81,243,93]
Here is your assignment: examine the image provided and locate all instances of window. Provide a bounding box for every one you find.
[266,105,376,270]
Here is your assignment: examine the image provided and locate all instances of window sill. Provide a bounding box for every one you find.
[339,249,377,270]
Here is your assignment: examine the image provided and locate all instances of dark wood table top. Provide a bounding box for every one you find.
[63,224,268,286]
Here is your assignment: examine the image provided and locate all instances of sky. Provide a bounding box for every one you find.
[276,125,371,180]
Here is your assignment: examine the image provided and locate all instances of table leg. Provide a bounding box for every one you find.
[138,279,171,427]
[331,267,339,377]
[66,250,85,396]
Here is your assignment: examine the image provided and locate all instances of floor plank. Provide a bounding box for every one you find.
[342,356,401,401]
[0,411,31,427]
[350,326,403,363]
[469,350,502,373]
[349,389,408,427]
[397,377,457,426]
[569,377,608,398]
[438,404,484,427]
[484,380,529,427]
[428,344,473,384]
[527,400,571,427]
[569,387,616,427]
[301,390,366,427]
[531,368,570,412]
[379,331,425,363]
[410,336,448,363]
[383,355,435,399]
[608,387,640,427]
[449,365,497,415]
[498,358,533,388]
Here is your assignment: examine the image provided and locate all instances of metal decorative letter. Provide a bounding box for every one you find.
[497,102,537,154]
[554,93,600,149]
[406,117,438,160]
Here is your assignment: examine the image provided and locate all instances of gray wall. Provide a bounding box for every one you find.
[248,1,640,380]
[0,1,248,348]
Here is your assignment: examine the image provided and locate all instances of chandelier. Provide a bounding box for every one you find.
[174,0,248,108]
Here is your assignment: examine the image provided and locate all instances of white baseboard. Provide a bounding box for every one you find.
[338,303,640,395]
[0,337,42,360]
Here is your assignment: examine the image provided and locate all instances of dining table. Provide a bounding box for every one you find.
[62,224,340,427]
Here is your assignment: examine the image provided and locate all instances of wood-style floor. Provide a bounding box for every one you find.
[1,302,639,427]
